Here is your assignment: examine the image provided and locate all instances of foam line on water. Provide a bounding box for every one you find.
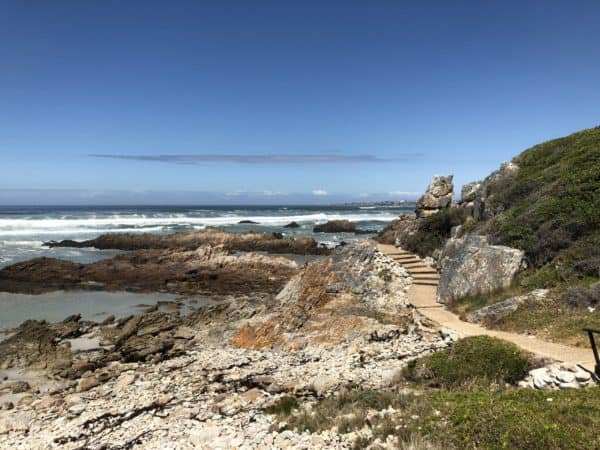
[0,212,399,234]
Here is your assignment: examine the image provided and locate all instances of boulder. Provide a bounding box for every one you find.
[460,182,481,204]
[466,289,548,323]
[416,175,454,218]
[313,220,357,233]
[437,234,525,304]
[283,221,300,228]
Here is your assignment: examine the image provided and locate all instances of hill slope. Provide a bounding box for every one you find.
[487,126,600,278]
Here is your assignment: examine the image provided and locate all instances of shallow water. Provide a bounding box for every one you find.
[0,290,179,331]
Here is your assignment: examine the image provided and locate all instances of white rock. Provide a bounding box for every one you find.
[574,371,591,382]
[555,371,575,383]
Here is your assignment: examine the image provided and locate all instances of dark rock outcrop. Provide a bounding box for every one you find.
[313,220,357,233]
[283,221,300,228]
[0,245,298,295]
[44,229,328,255]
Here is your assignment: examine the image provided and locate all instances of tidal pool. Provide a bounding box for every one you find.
[0,290,179,331]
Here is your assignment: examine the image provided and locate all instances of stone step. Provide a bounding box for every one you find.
[394,259,422,265]
[392,253,419,259]
[406,268,438,274]
[412,273,440,279]
[386,251,412,256]
[400,262,427,268]
[412,276,440,282]
[392,255,421,261]
[412,281,439,286]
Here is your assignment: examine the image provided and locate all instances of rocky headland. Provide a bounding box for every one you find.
[0,239,456,449]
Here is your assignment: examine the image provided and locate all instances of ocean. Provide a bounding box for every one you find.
[0,204,409,330]
[0,204,410,269]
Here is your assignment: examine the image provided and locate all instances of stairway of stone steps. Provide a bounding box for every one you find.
[384,249,440,286]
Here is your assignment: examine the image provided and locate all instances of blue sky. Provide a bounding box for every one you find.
[1,1,599,204]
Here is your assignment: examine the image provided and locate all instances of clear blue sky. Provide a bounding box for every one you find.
[1,1,599,204]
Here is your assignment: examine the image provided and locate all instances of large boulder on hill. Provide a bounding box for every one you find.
[416,175,454,218]
[313,220,356,233]
[437,234,525,304]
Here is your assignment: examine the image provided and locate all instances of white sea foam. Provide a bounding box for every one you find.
[0,212,398,236]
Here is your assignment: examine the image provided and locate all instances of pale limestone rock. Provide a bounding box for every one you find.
[437,234,525,304]
[415,174,454,218]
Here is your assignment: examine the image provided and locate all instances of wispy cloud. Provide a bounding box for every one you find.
[312,189,328,196]
[89,153,421,165]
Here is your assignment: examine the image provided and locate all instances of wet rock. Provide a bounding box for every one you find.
[314,220,357,233]
[283,221,300,228]
[0,245,299,296]
[43,228,328,255]
[100,315,115,325]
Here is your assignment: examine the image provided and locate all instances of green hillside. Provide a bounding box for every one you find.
[487,126,600,281]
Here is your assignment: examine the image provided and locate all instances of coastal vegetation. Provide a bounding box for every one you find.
[403,208,467,257]
[389,126,600,347]
[401,336,532,388]
[268,335,600,449]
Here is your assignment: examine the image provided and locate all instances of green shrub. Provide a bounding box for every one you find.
[404,207,467,257]
[402,336,531,388]
[562,282,600,308]
[264,396,300,415]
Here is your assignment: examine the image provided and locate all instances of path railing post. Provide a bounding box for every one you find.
[584,328,600,376]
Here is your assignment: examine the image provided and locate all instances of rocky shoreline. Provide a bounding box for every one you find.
[0,234,456,448]
[0,226,597,448]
